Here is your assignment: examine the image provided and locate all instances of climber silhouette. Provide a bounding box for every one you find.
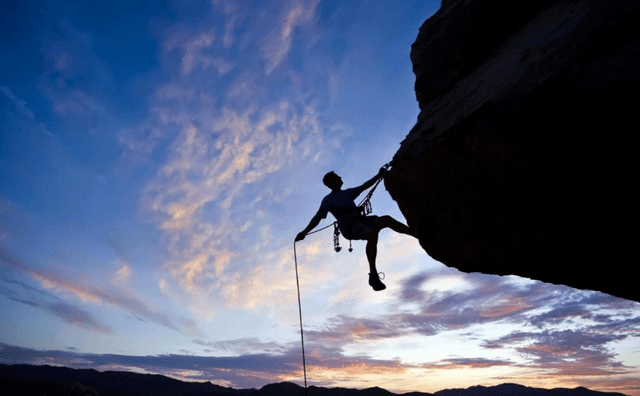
[295,167,417,291]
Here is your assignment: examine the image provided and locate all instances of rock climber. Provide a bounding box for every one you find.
[295,167,417,291]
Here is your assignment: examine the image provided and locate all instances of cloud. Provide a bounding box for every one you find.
[210,0,239,48]
[192,338,288,355]
[1,277,111,333]
[142,100,329,300]
[0,86,35,121]
[113,264,132,282]
[579,376,640,396]
[387,271,542,335]
[181,31,215,75]
[261,0,319,75]
[0,248,197,335]
[421,357,512,370]
[483,329,632,377]
[304,315,406,346]
[223,16,237,49]
[178,31,234,76]
[105,0,344,325]
[525,291,639,329]
[222,248,295,310]
[0,276,61,301]
[38,18,112,122]
[45,302,113,334]
[393,268,635,337]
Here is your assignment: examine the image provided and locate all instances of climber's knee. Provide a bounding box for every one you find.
[361,226,378,242]
[376,215,394,229]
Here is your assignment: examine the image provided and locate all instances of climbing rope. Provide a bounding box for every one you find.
[293,241,308,396]
[292,163,391,393]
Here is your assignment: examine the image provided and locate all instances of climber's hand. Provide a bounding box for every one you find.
[378,167,388,178]
[295,232,306,242]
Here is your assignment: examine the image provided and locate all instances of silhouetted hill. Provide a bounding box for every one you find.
[0,364,253,396]
[0,364,628,396]
[432,383,626,396]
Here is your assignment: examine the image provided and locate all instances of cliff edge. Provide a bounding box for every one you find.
[386,0,639,302]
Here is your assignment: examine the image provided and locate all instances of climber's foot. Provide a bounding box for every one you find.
[368,273,386,291]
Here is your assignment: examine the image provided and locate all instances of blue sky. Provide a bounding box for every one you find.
[1,0,639,394]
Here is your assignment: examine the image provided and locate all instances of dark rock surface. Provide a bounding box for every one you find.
[0,364,628,396]
[386,0,640,302]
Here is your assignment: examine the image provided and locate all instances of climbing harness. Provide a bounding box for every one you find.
[292,163,390,394]
[332,163,389,253]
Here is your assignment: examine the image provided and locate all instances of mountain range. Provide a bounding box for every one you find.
[0,364,628,396]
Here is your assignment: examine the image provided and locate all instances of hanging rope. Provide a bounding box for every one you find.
[293,241,308,396]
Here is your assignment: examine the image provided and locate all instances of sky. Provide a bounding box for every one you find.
[1,0,639,394]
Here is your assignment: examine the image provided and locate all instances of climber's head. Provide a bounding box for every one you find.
[323,171,343,191]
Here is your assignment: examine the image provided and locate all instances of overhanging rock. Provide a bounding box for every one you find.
[386,0,639,302]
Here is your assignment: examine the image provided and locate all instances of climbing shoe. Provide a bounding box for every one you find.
[368,272,386,291]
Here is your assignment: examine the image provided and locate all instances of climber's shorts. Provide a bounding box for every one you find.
[339,215,379,240]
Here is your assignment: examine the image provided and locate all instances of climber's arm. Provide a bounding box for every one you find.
[295,215,322,242]
[354,167,387,194]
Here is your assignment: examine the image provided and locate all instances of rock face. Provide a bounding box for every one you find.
[386,0,639,302]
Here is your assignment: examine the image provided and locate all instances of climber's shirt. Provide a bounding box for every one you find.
[315,186,372,239]
[315,187,363,222]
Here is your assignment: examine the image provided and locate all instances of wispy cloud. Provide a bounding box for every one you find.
[176,30,235,76]
[0,86,35,121]
[0,248,197,335]
[193,338,288,355]
[261,0,320,75]
[421,357,513,370]
[113,263,132,283]
[483,329,633,376]
[1,277,111,333]
[305,315,405,346]
[140,96,332,308]
[39,18,112,123]
[45,302,113,334]
[104,0,348,324]
[211,0,240,49]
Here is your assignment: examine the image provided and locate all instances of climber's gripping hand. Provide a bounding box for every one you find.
[295,232,306,242]
[378,166,388,178]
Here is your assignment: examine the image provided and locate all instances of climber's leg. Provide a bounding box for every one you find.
[361,226,385,291]
[364,229,378,274]
[375,215,416,237]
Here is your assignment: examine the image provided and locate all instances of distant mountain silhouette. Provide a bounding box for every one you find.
[0,364,253,396]
[432,384,625,396]
[0,364,628,396]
